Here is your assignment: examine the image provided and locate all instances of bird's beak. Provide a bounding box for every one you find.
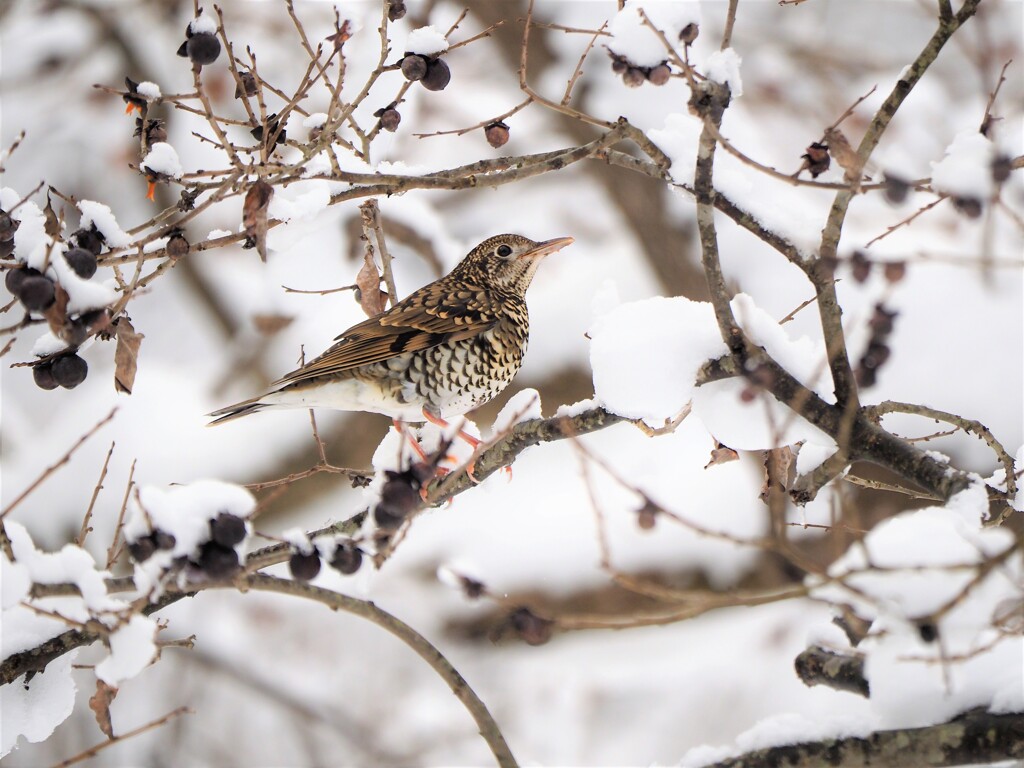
[521,236,574,259]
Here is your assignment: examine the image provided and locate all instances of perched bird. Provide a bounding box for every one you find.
[208,234,573,432]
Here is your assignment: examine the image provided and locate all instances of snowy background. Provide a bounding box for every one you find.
[2,0,1022,765]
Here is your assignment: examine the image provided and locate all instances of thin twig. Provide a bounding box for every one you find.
[50,707,192,768]
[77,442,116,547]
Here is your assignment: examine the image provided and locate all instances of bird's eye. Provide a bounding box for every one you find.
[497,244,513,258]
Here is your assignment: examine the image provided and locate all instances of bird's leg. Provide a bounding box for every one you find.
[421,407,486,482]
[393,419,431,463]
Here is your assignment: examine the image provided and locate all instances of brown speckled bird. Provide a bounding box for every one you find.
[208,234,573,429]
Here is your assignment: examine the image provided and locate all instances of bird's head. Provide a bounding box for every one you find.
[454,234,574,296]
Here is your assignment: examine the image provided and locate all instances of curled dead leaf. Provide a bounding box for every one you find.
[113,317,144,394]
[89,678,118,738]
[355,251,388,317]
[704,441,739,469]
[242,180,273,262]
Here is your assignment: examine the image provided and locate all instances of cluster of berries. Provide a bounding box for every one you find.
[288,539,365,581]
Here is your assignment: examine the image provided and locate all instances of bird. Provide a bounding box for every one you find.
[208,234,574,435]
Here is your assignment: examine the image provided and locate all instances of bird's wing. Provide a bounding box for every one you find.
[274,284,500,386]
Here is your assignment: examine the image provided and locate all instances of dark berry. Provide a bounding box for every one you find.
[5,266,39,296]
[854,366,877,388]
[64,247,97,279]
[883,261,906,283]
[289,551,322,581]
[52,354,88,389]
[991,155,1012,183]
[0,238,12,259]
[330,541,363,574]
[917,622,938,643]
[17,275,56,311]
[679,22,699,45]
[33,364,59,391]
[882,174,909,204]
[421,58,451,91]
[210,512,246,547]
[379,108,401,132]
[128,536,157,563]
[73,228,104,255]
[400,54,428,81]
[860,342,891,370]
[167,231,189,259]
[622,67,646,88]
[154,530,177,550]
[952,196,983,219]
[187,32,221,66]
[0,211,16,242]
[388,0,406,21]
[195,541,239,578]
[510,607,554,646]
[610,57,627,75]
[636,501,658,530]
[235,71,258,98]
[647,64,671,86]
[63,319,89,347]
[484,122,510,148]
[850,251,872,283]
[869,304,898,335]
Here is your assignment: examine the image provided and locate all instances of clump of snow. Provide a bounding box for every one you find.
[555,398,602,418]
[0,652,78,758]
[31,331,69,358]
[704,48,743,97]
[79,200,131,248]
[302,112,328,129]
[268,180,330,223]
[589,295,726,423]
[404,26,448,55]
[144,236,169,253]
[189,14,218,35]
[47,242,119,313]
[607,0,700,69]
[95,615,158,686]
[810,482,1022,728]
[136,81,161,100]
[649,112,702,184]
[492,389,542,434]
[282,527,315,555]
[1,188,52,269]
[141,142,183,179]
[930,130,995,201]
[207,228,233,240]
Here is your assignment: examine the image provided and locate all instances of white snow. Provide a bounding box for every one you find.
[282,527,315,554]
[47,242,119,313]
[607,0,700,69]
[705,48,743,97]
[79,200,131,248]
[136,81,161,100]
[95,615,158,686]
[404,26,448,55]
[1,188,52,270]
[189,14,218,36]
[930,130,995,201]
[30,331,69,357]
[0,651,78,758]
[207,228,233,240]
[491,388,542,434]
[589,295,726,422]
[302,112,328,129]
[267,180,330,223]
[141,142,183,179]
[555,398,602,418]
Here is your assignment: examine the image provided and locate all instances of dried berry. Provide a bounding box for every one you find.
[610,57,627,75]
[484,121,510,148]
[850,250,872,283]
[195,540,239,578]
[378,107,401,132]
[52,354,88,389]
[186,32,221,66]
[854,366,876,388]
[0,211,16,242]
[134,118,168,149]
[952,196,983,219]
[802,142,831,178]
[636,501,658,530]
[64,247,98,279]
[154,530,177,550]
[234,71,258,98]
[210,512,246,547]
[289,550,322,581]
[33,363,59,391]
[622,67,646,88]
[0,238,12,259]
[679,22,699,45]
[883,261,906,283]
[388,0,406,21]
[739,386,758,403]
[73,227,104,256]
[63,319,89,347]
[869,304,898,335]
[330,541,363,574]
[421,58,451,91]
[250,114,287,148]
[991,154,1012,183]
[647,64,671,86]
[128,536,157,563]
[860,341,891,370]
[882,173,909,205]
[17,275,56,311]
[509,607,554,646]
[166,229,189,259]
[400,54,428,81]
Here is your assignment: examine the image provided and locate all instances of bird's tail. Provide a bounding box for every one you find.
[207,398,270,426]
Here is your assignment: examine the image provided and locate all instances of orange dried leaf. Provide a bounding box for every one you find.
[113,317,144,394]
[89,679,118,738]
[355,252,387,317]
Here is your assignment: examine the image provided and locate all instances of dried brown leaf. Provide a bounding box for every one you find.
[243,180,273,262]
[759,446,795,503]
[43,283,70,337]
[43,193,61,239]
[113,318,144,394]
[823,127,863,184]
[251,313,293,336]
[704,441,739,469]
[355,252,387,317]
[89,679,118,738]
